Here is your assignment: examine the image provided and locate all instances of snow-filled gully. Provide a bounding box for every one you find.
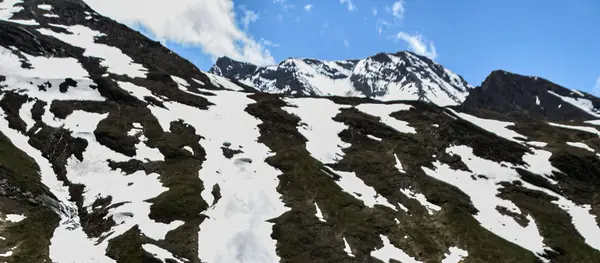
[283,98,430,261]
[150,78,288,263]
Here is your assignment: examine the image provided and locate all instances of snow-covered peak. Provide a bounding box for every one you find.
[209,51,473,106]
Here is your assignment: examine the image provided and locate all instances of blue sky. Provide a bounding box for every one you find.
[91,0,600,94]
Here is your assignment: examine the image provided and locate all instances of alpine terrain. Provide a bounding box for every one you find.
[0,0,599,263]
[209,52,472,106]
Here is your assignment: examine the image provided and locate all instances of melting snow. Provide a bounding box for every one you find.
[367,134,382,141]
[548,91,600,118]
[422,145,549,259]
[566,142,595,152]
[283,98,351,164]
[315,203,326,222]
[423,144,600,257]
[149,87,288,263]
[547,122,600,136]
[355,103,416,134]
[449,109,527,143]
[0,0,39,25]
[371,235,421,263]
[142,244,184,263]
[37,4,52,10]
[0,104,113,262]
[399,188,441,215]
[206,72,244,91]
[442,247,469,263]
[283,98,396,210]
[394,154,406,173]
[343,237,354,257]
[0,46,89,80]
[526,141,548,148]
[584,120,600,126]
[521,149,559,183]
[46,110,182,259]
[38,25,147,78]
[4,214,25,223]
[334,170,397,210]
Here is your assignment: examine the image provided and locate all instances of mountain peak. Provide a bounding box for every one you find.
[209,51,472,106]
[462,69,600,121]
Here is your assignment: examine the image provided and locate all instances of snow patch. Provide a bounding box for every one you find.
[548,122,600,136]
[0,0,39,25]
[343,237,355,257]
[371,235,421,263]
[400,188,441,215]
[449,109,527,143]
[314,203,326,222]
[367,134,382,141]
[548,91,600,118]
[38,25,147,78]
[150,89,287,262]
[355,103,416,134]
[142,244,184,263]
[423,144,600,257]
[4,214,25,223]
[442,247,469,263]
[37,4,52,10]
[567,142,595,152]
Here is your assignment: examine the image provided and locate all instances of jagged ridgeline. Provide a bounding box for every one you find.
[0,0,600,263]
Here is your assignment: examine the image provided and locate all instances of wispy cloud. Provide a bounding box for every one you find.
[272,0,294,10]
[593,77,600,96]
[260,38,280,48]
[376,19,391,35]
[391,1,405,20]
[340,0,356,11]
[396,32,438,59]
[240,7,258,31]
[372,8,378,16]
[320,20,330,34]
[82,0,275,66]
[304,4,313,12]
[344,40,350,49]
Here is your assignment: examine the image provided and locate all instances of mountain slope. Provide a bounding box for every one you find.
[462,70,600,121]
[209,51,473,106]
[0,0,599,263]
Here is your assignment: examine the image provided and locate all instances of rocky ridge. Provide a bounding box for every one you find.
[209,51,473,106]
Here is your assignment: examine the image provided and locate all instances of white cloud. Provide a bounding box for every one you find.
[372,8,378,16]
[593,77,600,97]
[396,32,438,59]
[344,40,350,49]
[376,19,391,35]
[391,1,405,20]
[240,7,258,31]
[82,0,275,66]
[273,0,295,10]
[260,38,280,48]
[340,0,356,11]
[304,4,313,12]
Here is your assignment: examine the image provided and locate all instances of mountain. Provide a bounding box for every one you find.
[209,51,473,106]
[462,70,600,121]
[1,0,600,263]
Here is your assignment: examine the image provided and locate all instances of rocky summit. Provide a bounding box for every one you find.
[0,0,600,263]
[209,51,472,106]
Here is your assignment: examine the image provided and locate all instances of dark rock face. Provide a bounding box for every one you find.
[462,70,600,121]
